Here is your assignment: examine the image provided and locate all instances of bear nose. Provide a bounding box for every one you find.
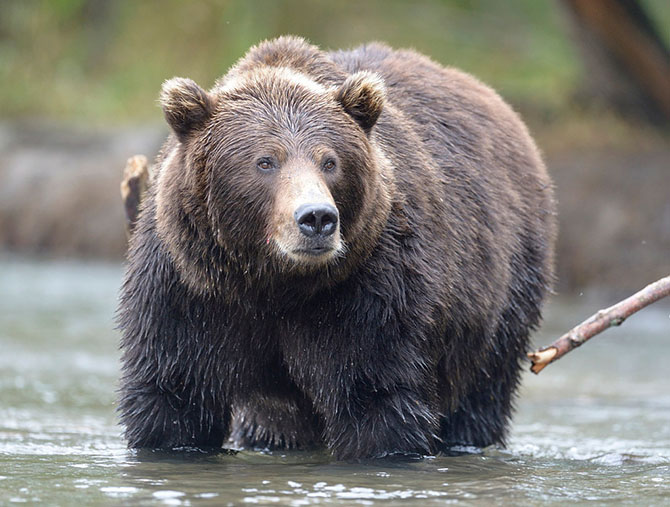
[294,204,339,237]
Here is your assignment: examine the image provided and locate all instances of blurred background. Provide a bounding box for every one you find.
[0,0,668,293]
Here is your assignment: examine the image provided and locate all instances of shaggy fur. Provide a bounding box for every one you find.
[118,36,556,460]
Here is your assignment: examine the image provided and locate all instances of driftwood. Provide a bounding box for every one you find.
[120,154,153,237]
[528,276,670,374]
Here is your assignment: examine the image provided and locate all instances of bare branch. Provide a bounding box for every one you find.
[120,154,152,238]
[528,276,670,374]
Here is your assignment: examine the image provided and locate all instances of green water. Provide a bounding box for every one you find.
[1,258,668,505]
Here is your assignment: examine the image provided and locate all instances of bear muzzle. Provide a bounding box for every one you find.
[271,165,344,264]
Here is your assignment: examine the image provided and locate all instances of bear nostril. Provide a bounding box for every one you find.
[295,204,339,238]
[302,213,317,229]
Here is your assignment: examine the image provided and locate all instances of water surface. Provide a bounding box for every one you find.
[1,258,668,504]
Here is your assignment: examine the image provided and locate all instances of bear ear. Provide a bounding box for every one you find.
[160,77,214,141]
[335,71,386,134]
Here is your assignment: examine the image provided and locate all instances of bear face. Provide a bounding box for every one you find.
[155,68,392,294]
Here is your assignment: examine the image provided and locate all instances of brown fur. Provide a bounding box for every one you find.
[118,36,556,459]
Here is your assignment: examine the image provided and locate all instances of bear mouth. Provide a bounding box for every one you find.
[293,246,335,257]
[272,227,344,265]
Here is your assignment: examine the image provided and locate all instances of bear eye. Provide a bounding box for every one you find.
[322,158,337,172]
[256,158,275,172]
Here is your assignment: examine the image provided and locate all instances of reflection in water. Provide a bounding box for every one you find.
[0,258,668,504]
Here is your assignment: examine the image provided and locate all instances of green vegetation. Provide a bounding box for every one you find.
[0,0,666,124]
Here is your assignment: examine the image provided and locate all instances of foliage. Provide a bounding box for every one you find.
[0,0,666,123]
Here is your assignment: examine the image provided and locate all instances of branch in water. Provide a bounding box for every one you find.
[528,276,670,374]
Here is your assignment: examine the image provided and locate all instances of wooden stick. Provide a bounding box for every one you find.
[120,154,152,238]
[528,276,670,374]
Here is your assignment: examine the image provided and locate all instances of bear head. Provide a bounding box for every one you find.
[154,64,394,296]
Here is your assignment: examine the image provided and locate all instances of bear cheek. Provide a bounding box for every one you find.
[206,169,270,250]
[331,156,370,240]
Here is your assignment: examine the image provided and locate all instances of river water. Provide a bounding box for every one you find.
[1,258,668,505]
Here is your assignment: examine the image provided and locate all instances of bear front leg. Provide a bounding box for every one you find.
[119,377,231,450]
[284,311,442,460]
[118,284,231,450]
[118,222,233,450]
[230,394,323,451]
[322,383,441,460]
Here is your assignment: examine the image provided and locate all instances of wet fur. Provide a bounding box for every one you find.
[118,36,556,460]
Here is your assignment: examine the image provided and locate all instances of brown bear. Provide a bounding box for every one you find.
[118,36,556,460]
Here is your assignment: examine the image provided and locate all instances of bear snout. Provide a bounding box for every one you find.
[271,163,343,263]
[294,203,339,238]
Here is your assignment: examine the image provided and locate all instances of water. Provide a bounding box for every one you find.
[1,258,668,505]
